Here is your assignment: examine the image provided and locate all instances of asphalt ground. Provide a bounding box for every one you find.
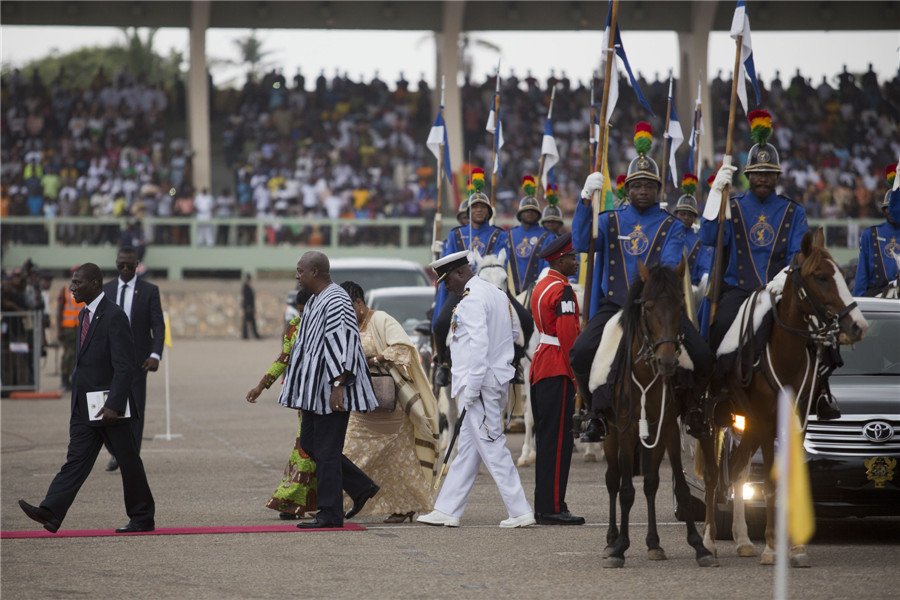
[2,338,898,599]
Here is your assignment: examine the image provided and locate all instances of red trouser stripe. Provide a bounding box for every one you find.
[553,378,567,512]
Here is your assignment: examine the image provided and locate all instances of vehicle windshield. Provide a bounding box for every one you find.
[836,313,900,376]
[369,294,433,336]
[331,268,429,291]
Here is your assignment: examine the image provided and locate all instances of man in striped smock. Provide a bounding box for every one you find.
[279,251,380,529]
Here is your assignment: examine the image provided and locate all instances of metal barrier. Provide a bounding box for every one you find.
[1,216,880,279]
[0,310,43,394]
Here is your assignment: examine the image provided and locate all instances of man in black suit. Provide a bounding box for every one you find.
[18,263,156,533]
[102,246,165,471]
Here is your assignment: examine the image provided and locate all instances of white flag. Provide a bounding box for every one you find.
[666,103,684,187]
[540,119,559,185]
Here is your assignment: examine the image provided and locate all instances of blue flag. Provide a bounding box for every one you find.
[426,109,452,183]
[730,0,762,114]
[605,1,656,118]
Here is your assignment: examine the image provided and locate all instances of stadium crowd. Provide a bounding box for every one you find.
[2,63,898,246]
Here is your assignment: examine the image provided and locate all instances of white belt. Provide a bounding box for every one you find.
[539,333,560,346]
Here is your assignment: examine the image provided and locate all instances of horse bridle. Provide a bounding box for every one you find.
[773,256,857,346]
[634,295,684,374]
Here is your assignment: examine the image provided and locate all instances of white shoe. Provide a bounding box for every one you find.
[417,510,460,527]
[499,512,536,528]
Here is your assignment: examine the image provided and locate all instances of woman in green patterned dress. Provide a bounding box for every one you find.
[246,289,316,519]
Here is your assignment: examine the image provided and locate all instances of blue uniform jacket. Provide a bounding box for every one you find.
[853,221,900,295]
[699,191,808,292]
[507,223,556,294]
[573,201,685,318]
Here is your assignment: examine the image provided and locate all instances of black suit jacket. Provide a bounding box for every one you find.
[103,277,165,364]
[72,295,136,425]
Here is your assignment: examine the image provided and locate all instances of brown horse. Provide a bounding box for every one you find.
[699,228,868,566]
[602,260,718,568]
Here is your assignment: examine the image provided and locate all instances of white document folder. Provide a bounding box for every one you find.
[86,391,131,421]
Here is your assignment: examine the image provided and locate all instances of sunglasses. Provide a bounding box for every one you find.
[117,262,138,270]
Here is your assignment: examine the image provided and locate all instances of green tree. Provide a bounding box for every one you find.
[231,29,275,80]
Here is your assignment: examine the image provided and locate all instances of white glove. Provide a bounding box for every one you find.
[766,265,790,295]
[462,391,478,408]
[581,172,605,200]
[702,156,737,221]
[431,239,444,255]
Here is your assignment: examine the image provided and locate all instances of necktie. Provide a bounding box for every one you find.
[119,283,127,308]
[80,309,91,345]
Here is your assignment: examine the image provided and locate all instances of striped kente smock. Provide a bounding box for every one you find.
[278,283,377,414]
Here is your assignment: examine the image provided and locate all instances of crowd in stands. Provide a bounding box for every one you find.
[3,62,898,248]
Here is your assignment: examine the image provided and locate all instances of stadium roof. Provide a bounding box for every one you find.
[1,1,890,32]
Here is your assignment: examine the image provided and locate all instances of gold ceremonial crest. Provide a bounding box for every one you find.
[624,224,650,256]
[885,237,900,260]
[749,214,775,247]
[470,237,486,255]
[864,456,897,489]
[515,237,533,259]
[757,149,771,163]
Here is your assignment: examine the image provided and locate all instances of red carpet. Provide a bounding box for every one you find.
[1,523,366,539]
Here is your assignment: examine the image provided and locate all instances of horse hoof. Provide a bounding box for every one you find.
[602,546,614,559]
[516,457,528,467]
[790,553,811,568]
[703,542,718,557]
[603,557,625,569]
[760,552,775,566]
[583,453,598,463]
[647,548,667,561]
[737,544,758,557]
[697,555,720,568]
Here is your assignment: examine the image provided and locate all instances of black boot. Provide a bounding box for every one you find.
[580,414,607,443]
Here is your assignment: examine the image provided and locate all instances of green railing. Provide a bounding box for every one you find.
[1,216,879,279]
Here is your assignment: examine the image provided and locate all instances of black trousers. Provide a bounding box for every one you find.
[299,409,375,525]
[42,419,155,524]
[708,286,752,354]
[531,376,575,515]
[105,370,148,457]
[242,307,260,339]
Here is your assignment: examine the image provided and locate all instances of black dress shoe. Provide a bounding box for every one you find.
[115,520,155,533]
[18,500,61,533]
[296,518,342,529]
[537,511,586,526]
[345,485,380,519]
[433,365,451,388]
[105,457,119,472]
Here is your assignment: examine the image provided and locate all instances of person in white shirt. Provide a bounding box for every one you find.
[418,250,535,529]
[194,188,215,246]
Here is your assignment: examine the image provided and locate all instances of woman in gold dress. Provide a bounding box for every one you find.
[339,281,440,523]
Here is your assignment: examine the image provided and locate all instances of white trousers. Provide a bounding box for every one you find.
[435,380,532,519]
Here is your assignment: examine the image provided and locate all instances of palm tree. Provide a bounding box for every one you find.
[231,30,275,80]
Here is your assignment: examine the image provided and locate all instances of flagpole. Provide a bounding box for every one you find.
[659,73,674,204]
[489,66,501,222]
[706,32,743,333]
[535,85,557,200]
[433,76,446,261]
[583,0,619,330]
[589,76,597,168]
[693,79,703,177]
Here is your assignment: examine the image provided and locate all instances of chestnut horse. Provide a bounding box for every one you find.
[602,260,717,568]
[699,228,868,566]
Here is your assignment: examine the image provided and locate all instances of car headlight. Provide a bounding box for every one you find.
[742,483,757,500]
[733,414,746,432]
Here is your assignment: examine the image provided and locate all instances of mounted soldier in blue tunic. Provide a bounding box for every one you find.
[853,164,900,297]
[570,122,714,440]
[507,175,556,297]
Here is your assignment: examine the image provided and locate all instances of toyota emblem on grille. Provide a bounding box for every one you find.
[863,421,894,443]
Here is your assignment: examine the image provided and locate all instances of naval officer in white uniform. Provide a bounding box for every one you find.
[418,250,535,528]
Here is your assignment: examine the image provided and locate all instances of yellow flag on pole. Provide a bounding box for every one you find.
[163,311,173,348]
[772,409,815,545]
[600,124,616,212]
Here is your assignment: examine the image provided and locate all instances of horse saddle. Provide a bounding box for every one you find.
[716,290,777,378]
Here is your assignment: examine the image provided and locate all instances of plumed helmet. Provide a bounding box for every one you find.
[516,175,541,221]
[624,122,661,186]
[456,197,470,218]
[674,173,699,215]
[468,167,493,218]
[541,183,563,224]
[882,164,896,209]
[744,110,782,174]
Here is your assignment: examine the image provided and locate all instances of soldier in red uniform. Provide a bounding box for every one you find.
[529,233,584,526]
